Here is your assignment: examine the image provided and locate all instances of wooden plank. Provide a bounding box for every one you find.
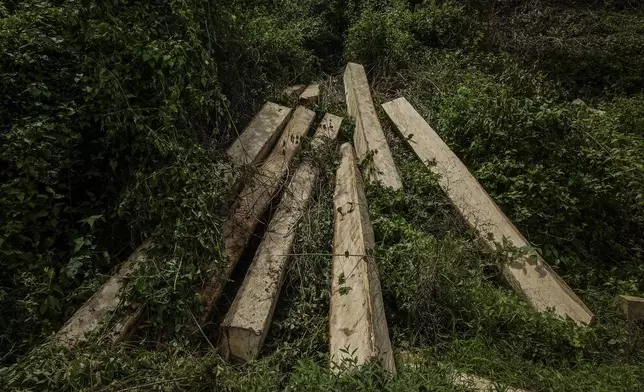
[55,103,289,348]
[452,373,531,392]
[343,62,402,190]
[616,295,644,322]
[283,84,307,98]
[227,102,292,166]
[330,143,396,374]
[299,83,320,105]
[220,114,342,362]
[200,106,316,323]
[56,242,152,348]
[382,97,594,325]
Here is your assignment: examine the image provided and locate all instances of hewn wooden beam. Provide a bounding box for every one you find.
[616,295,644,322]
[382,97,593,325]
[200,106,316,324]
[220,114,343,362]
[227,102,292,165]
[330,143,396,374]
[343,62,402,190]
[56,103,291,348]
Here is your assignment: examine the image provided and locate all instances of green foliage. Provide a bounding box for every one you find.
[2,0,644,390]
[486,4,644,96]
[345,6,416,76]
[344,0,482,77]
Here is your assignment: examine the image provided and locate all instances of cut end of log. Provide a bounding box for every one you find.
[452,372,531,392]
[299,83,320,105]
[616,294,644,322]
[330,142,396,374]
[219,324,263,363]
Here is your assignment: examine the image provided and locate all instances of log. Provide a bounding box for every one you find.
[56,103,290,348]
[616,295,644,322]
[343,62,402,190]
[452,373,531,392]
[220,114,343,362]
[329,143,396,374]
[299,83,320,105]
[56,242,152,348]
[227,102,292,165]
[381,97,594,325]
[283,84,307,98]
[200,106,316,323]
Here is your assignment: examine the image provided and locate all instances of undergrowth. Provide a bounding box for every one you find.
[2,0,643,390]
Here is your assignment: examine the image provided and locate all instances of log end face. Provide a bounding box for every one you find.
[298,83,320,106]
[219,325,262,363]
[616,294,644,322]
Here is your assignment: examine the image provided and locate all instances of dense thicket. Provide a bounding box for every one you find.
[1,0,643,390]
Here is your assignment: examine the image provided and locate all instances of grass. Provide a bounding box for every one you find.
[2,1,644,391]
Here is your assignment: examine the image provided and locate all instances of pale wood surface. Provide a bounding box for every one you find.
[299,83,320,105]
[343,62,402,190]
[330,143,396,374]
[56,103,289,348]
[220,114,343,362]
[200,106,316,322]
[382,97,593,325]
[56,241,152,348]
[616,295,644,321]
[283,84,307,98]
[227,102,292,165]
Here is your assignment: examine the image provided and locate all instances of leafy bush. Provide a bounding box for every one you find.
[485,4,644,96]
[345,6,416,76]
[0,0,316,362]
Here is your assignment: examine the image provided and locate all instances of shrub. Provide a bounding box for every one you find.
[345,7,416,76]
[409,0,482,49]
[485,5,644,96]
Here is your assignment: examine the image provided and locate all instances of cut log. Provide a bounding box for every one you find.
[452,373,531,392]
[616,295,644,322]
[299,83,320,105]
[382,97,594,325]
[56,103,290,348]
[330,143,396,374]
[56,242,152,348]
[343,62,402,190]
[220,113,343,362]
[227,102,292,166]
[200,106,316,323]
[283,84,307,98]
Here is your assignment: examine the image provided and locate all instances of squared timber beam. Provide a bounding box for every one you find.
[55,103,291,348]
[227,102,292,166]
[382,97,594,325]
[200,106,316,324]
[616,295,644,322]
[343,62,402,190]
[220,113,343,362]
[330,142,396,374]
